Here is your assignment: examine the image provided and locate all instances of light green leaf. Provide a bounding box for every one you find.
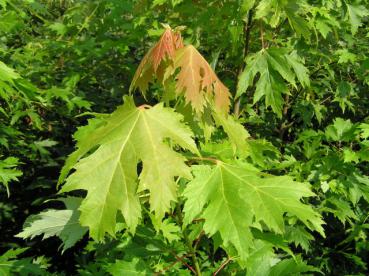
[245,240,277,276]
[0,61,19,82]
[343,148,359,163]
[241,0,256,14]
[60,97,197,241]
[267,48,296,87]
[285,225,314,252]
[0,0,8,9]
[238,50,286,116]
[286,51,310,88]
[345,3,369,35]
[237,48,307,117]
[325,118,355,141]
[359,123,369,139]
[212,112,250,156]
[0,157,22,196]
[247,139,280,168]
[0,11,23,34]
[255,0,310,38]
[284,1,311,39]
[150,216,180,243]
[48,22,67,36]
[335,49,357,64]
[16,197,87,252]
[183,162,324,259]
[107,257,151,276]
[269,256,322,276]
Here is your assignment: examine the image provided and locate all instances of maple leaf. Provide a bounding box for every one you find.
[130,27,183,94]
[237,48,309,117]
[345,3,369,35]
[174,45,231,113]
[59,96,197,241]
[212,111,250,155]
[183,162,324,259]
[0,248,46,275]
[107,258,151,276]
[16,197,87,252]
[0,156,22,196]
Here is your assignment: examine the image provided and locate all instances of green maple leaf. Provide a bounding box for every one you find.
[107,257,151,276]
[16,197,87,252]
[212,112,250,156]
[150,216,181,243]
[237,48,308,117]
[285,225,314,252]
[284,1,311,39]
[325,118,355,141]
[359,123,369,139]
[286,51,310,88]
[255,0,310,38]
[59,97,197,241]
[0,61,19,81]
[0,248,46,276]
[183,162,324,259]
[345,3,369,35]
[245,240,276,276]
[268,256,321,276]
[0,157,22,196]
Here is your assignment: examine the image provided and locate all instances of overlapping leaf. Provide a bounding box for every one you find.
[237,48,309,117]
[0,248,46,276]
[59,96,197,241]
[345,3,369,35]
[212,111,250,155]
[183,162,324,259]
[0,157,22,196]
[174,45,231,113]
[129,27,183,94]
[16,197,87,252]
[255,0,310,38]
[130,28,231,114]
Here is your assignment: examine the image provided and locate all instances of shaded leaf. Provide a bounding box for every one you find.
[16,197,87,252]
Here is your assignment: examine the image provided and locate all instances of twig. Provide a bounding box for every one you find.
[320,95,332,104]
[175,205,203,275]
[213,257,234,276]
[170,252,197,275]
[154,254,195,275]
[193,231,205,251]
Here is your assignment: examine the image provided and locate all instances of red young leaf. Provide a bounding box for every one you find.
[174,45,231,113]
[130,28,183,94]
[130,27,231,114]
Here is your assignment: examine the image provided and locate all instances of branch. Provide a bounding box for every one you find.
[154,254,195,275]
[175,205,203,275]
[213,257,234,276]
[170,251,197,274]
